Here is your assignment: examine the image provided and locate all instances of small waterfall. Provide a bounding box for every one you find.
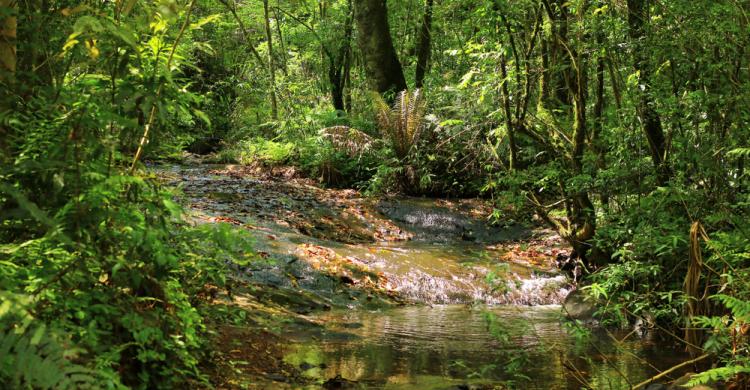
[344,247,571,306]
[379,268,570,305]
[497,273,571,305]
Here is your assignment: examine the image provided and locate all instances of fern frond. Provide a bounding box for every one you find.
[686,366,750,387]
[374,89,427,160]
[727,147,750,159]
[320,126,375,156]
[0,292,122,389]
[372,92,392,137]
[714,294,750,322]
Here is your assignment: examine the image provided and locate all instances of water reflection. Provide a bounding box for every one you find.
[286,305,690,389]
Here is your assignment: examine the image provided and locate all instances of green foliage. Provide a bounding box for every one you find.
[1,172,255,387]
[4,0,750,385]
[216,137,296,166]
[0,1,262,387]
[299,135,380,189]
[686,365,750,387]
[373,89,427,160]
[0,293,123,389]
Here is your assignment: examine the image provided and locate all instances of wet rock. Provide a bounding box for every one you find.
[645,384,668,390]
[460,230,476,241]
[634,312,656,336]
[252,286,330,314]
[322,374,358,389]
[299,361,328,371]
[563,290,597,321]
[187,136,222,155]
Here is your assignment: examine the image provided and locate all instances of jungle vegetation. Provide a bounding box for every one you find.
[1,0,749,388]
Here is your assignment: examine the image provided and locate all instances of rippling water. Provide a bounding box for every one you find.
[337,242,571,305]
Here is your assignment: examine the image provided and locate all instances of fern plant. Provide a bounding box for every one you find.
[687,294,750,387]
[320,126,375,157]
[373,89,427,160]
[0,293,123,390]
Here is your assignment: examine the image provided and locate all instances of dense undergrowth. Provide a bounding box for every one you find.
[2,0,750,387]
[0,2,257,388]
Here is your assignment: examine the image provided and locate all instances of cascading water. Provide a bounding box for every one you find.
[157,164,573,307]
[351,199,573,305]
[154,164,692,389]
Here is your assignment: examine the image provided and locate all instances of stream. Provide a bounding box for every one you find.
[154,164,690,389]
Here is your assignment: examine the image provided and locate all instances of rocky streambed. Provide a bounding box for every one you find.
[153,163,693,389]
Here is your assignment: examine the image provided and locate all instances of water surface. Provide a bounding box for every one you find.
[155,164,691,389]
[286,305,690,389]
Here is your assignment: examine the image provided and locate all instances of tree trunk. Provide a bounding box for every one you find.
[343,44,352,112]
[626,0,670,185]
[263,0,279,120]
[0,0,16,80]
[329,66,345,111]
[592,28,609,206]
[273,3,288,76]
[414,0,434,88]
[0,0,15,154]
[353,0,407,96]
[499,54,518,171]
[568,32,596,264]
[328,0,354,112]
[541,0,573,109]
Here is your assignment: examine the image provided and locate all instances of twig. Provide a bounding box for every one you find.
[631,354,709,390]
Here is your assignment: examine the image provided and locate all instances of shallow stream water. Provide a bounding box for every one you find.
[285,305,689,389]
[155,164,691,389]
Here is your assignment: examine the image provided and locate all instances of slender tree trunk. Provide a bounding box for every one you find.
[327,0,353,111]
[218,0,266,65]
[626,0,670,185]
[353,0,407,97]
[414,0,434,88]
[569,29,596,263]
[534,1,597,263]
[541,0,572,108]
[499,54,517,171]
[263,0,279,120]
[592,29,608,206]
[343,44,352,112]
[329,65,345,111]
[273,3,288,76]
[539,37,551,105]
